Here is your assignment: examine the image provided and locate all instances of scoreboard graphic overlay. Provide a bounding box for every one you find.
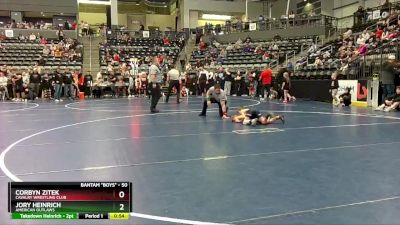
[8,182,132,220]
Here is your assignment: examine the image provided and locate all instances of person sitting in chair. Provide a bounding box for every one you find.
[375,86,400,112]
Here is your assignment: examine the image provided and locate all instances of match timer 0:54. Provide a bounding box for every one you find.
[109,212,129,220]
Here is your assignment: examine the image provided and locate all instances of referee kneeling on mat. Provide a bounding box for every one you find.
[165,65,181,104]
[199,84,230,119]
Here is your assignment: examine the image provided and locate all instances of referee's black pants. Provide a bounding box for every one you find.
[149,82,161,111]
[165,80,180,103]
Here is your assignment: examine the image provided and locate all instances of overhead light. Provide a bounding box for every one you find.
[60,12,64,15]
[202,14,232,20]
[78,0,111,5]
[40,12,44,14]
[163,5,167,7]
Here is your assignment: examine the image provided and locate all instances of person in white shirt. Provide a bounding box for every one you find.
[343,29,352,40]
[308,43,318,54]
[29,33,36,41]
[130,58,139,76]
[127,73,135,98]
[361,30,370,42]
[0,72,8,100]
[206,71,215,89]
[356,36,365,46]
[165,66,182,103]
[226,43,234,51]
[42,46,50,56]
[199,84,229,119]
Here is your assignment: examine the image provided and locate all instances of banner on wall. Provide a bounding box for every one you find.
[5,30,14,38]
[337,80,368,103]
[367,10,389,21]
[372,10,381,20]
[357,80,368,102]
[249,23,257,31]
[142,31,149,38]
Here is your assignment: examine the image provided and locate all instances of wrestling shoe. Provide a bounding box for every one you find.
[279,115,285,124]
[222,114,230,119]
[198,113,206,117]
[250,119,257,126]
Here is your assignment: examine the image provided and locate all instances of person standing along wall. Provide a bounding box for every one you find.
[381,55,397,104]
[53,70,63,102]
[259,67,273,101]
[224,68,233,96]
[29,71,41,100]
[63,69,74,100]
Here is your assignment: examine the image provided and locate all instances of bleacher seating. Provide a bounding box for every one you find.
[0,38,83,72]
[190,36,315,70]
[99,37,184,74]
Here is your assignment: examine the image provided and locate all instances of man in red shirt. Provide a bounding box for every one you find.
[163,36,171,46]
[72,21,77,30]
[375,27,383,40]
[113,53,120,62]
[259,67,273,100]
[198,39,206,51]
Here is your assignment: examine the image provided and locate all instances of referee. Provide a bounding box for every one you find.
[165,66,181,104]
[148,57,162,113]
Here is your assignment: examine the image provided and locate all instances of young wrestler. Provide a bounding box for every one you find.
[134,74,140,96]
[339,88,352,106]
[138,72,148,97]
[282,72,296,103]
[231,108,254,124]
[248,75,256,97]
[128,73,135,98]
[330,72,339,106]
[375,86,400,112]
[258,113,285,125]
[231,107,284,126]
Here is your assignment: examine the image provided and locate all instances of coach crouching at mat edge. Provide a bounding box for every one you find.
[148,57,162,113]
[199,84,230,119]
